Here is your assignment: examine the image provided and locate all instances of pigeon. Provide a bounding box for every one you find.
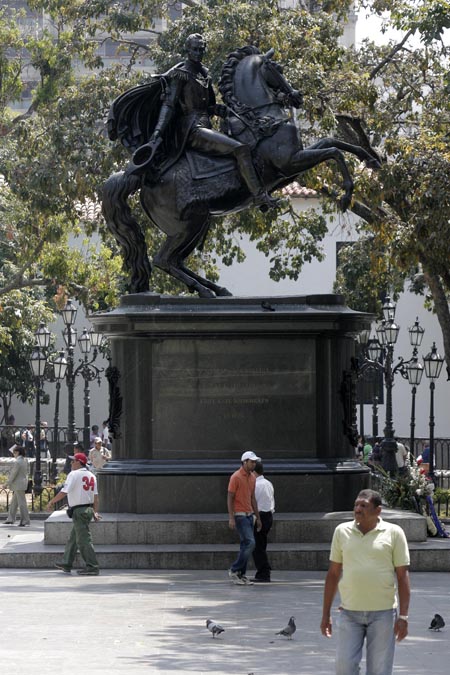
[429,614,445,631]
[275,616,296,639]
[206,619,225,638]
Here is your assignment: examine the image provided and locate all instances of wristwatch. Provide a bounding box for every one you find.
[398,615,408,621]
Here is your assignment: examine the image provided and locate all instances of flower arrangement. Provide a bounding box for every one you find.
[372,457,449,538]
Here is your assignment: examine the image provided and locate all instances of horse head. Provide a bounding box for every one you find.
[219,46,301,117]
[219,46,284,115]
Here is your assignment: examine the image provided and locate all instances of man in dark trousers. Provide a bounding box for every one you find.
[252,461,275,582]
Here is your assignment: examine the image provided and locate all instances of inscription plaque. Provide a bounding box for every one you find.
[152,338,315,458]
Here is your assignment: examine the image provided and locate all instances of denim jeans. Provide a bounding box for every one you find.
[336,608,396,675]
[230,515,255,576]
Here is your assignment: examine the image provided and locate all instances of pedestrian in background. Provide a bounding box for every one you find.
[395,440,408,476]
[3,445,30,526]
[362,437,373,465]
[89,437,111,472]
[102,420,112,450]
[227,451,262,586]
[321,489,410,674]
[251,461,274,583]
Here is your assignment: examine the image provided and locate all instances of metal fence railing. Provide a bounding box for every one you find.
[0,424,84,460]
[0,485,67,513]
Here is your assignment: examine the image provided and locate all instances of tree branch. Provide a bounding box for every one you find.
[0,100,39,136]
[422,269,450,379]
[369,29,415,80]
[0,276,50,296]
[320,185,386,225]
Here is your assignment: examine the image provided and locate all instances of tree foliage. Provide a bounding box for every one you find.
[0,0,449,372]
[0,291,54,423]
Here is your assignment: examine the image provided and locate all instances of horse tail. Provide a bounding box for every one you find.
[101,171,152,293]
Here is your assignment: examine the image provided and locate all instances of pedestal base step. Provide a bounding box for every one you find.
[44,510,428,545]
[1,541,450,572]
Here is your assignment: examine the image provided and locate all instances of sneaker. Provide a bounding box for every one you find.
[77,568,100,576]
[252,577,271,583]
[232,575,247,585]
[239,575,254,585]
[55,562,72,573]
[228,569,246,585]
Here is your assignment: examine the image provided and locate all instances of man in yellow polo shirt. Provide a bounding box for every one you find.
[320,489,410,674]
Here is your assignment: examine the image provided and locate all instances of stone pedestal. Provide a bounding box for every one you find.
[91,294,371,512]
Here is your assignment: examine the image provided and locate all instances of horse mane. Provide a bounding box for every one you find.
[218,45,261,114]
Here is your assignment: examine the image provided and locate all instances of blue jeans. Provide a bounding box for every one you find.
[336,608,396,675]
[230,515,255,576]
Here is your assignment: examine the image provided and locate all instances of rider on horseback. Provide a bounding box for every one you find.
[132,33,279,212]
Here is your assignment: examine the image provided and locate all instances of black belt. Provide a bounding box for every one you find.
[71,503,93,509]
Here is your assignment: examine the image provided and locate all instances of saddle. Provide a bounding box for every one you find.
[185,150,236,180]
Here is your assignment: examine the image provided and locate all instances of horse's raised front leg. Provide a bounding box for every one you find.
[308,137,381,169]
[289,147,354,211]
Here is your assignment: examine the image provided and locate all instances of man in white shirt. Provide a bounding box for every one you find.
[89,437,112,472]
[252,461,275,583]
[395,441,408,476]
[47,452,101,575]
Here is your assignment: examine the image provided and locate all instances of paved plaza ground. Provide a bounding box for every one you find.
[1,563,449,674]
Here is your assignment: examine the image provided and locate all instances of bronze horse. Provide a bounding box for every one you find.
[102,46,379,298]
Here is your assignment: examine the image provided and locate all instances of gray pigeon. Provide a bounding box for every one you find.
[206,618,225,638]
[276,616,296,639]
[429,614,445,631]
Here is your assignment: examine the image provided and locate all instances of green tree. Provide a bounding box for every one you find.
[1,0,449,371]
[0,291,53,423]
[331,1,450,370]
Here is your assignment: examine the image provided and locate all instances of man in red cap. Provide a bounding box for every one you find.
[47,452,101,575]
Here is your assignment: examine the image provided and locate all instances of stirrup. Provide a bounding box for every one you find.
[253,191,280,212]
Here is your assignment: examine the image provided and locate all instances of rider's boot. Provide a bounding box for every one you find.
[234,147,280,212]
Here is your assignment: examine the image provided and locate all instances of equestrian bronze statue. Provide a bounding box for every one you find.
[102,34,380,298]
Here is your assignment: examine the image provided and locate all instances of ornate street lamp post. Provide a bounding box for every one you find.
[29,325,50,493]
[377,310,401,475]
[78,327,104,449]
[356,298,423,475]
[50,350,68,482]
[423,343,444,481]
[371,396,379,438]
[61,299,78,443]
[61,299,105,448]
[406,318,425,458]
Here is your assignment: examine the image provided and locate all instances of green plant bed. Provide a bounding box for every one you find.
[434,487,450,502]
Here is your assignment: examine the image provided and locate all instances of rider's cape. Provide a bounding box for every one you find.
[107,77,165,153]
